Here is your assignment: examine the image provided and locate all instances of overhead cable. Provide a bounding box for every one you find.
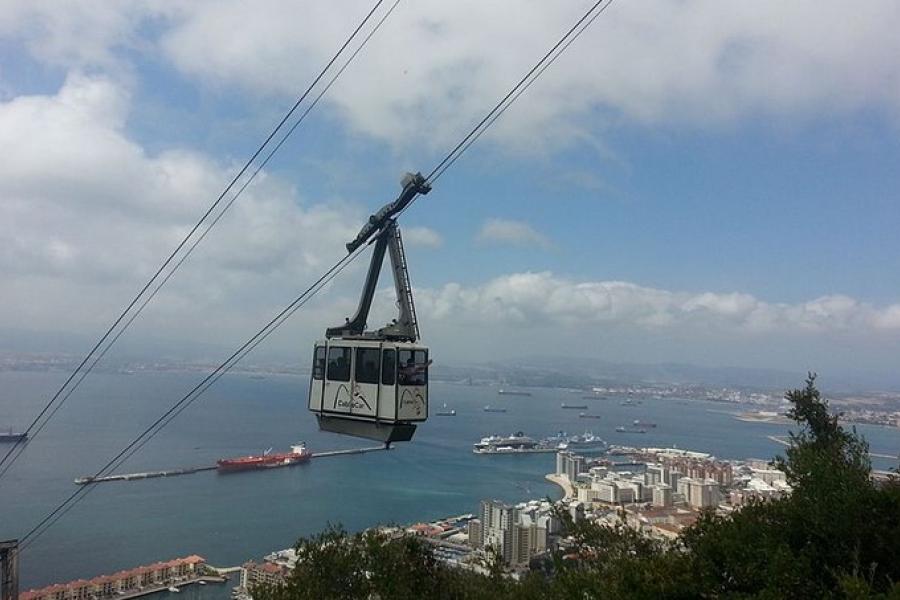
[20,243,370,547]
[0,0,392,482]
[426,0,613,184]
[20,0,616,547]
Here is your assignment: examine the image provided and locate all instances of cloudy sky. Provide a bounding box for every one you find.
[1,1,899,379]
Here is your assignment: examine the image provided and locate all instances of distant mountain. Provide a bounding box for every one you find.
[476,356,900,394]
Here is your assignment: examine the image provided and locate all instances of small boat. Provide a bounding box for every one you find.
[168,587,180,593]
[497,389,532,397]
[615,426,647,434]
[198,581,207,586]
[561,403,587,410]
[483,406,507,413]
[436,403,456,416]
[633,419,657,428]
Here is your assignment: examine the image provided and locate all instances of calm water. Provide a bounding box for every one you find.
[2,371,899,591]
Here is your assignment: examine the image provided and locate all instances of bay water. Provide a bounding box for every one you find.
[2,370,898,591]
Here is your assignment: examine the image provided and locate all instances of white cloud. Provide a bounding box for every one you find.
[413,272,900,335]
[403,226,442,249]
[4,1,900,151]
[0,74,368,345]
[477,218,551,249]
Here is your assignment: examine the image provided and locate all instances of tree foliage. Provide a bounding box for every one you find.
[255,375,900,599]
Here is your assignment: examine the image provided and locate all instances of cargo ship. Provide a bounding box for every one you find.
[561,403,588,410]
[497,389,532,397]
[217,443,311,472]
[0,428,27,442]
[615,426,647,434]
[483,405,507,413]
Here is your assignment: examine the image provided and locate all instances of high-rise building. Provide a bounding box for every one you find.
[677,477,694,505]
[652,484,673,507]
[682,478,721,509]
[467,519,483,548]
[480,500,518,564]
[645,464,664,486]
[556,451,588,482]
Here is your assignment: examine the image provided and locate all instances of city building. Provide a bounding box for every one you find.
[470,499,556,567]
[467,518,483,548]
[555,451,587,482]
[241,561,290,589]
[480,500,518,564]
[652,484,673,507]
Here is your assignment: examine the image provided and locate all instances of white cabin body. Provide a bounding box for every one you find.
[308,338,428,438]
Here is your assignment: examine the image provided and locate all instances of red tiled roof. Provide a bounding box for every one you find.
[259,563,283,574]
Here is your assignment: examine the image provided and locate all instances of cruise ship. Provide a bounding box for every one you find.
[473,432,555,454]
[558,432,607,452]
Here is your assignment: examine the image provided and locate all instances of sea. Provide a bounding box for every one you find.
[2,370,899,596]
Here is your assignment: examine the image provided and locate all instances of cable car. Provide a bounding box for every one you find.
[308,173,432,444]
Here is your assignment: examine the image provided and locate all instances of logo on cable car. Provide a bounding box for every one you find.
[333,384,372,412]
[399,389,425,416]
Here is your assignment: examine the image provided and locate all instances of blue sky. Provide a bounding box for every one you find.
[1,1,899,380]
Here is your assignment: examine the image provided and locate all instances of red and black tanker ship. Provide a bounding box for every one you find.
[216,442,311,472]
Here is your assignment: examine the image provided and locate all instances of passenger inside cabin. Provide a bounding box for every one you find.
[398,354,431,386]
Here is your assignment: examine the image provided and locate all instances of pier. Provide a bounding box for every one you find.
[74,466,217,485]
[767,435,898,460]
[74,446,389,485]
[311,446,387,458]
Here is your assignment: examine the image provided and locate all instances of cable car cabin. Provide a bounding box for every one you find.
[308,339,428,443]
[306,172,433,444]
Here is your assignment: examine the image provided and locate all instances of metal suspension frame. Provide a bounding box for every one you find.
[326,172,430,341]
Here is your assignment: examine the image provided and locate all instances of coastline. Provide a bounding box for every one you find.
[545,473,575,500]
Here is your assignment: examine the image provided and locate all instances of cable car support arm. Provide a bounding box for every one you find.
[326,172,430,341]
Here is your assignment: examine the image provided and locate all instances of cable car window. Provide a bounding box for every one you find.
[382,349,396,386]
[312,346,326,380]
[355,347,380,384]
[327,346,351,382]
[398,349,428,386]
